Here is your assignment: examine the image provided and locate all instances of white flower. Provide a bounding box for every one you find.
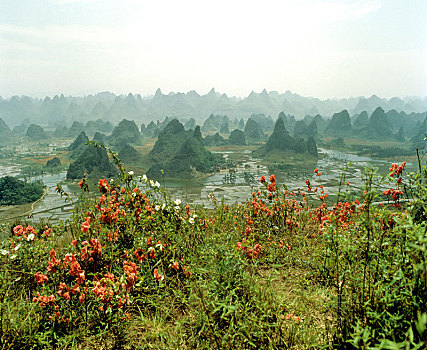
[27,233,35,241]
[155,205,160,211]
[142,175,147,182]
[150,180,155,187]
[162,203,166,210]
[188,217,195,224]
[155,243,164,251]
[14,244,21,251]
[128,171,134,176]
[10,254,17,260]
[174,199,181,205]
[1,249,9,256]
[175,206,180,211]
[110,178,114,183]
[154,181,160,188]
[192,214,198,219]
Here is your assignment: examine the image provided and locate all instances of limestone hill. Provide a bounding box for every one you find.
[26,124,47,140]
[67,144,118,180]
[108,119,143,145]
[147,120,222,179]
[256,117,318,157]
[0,118,12,144]
[324,110,352,137]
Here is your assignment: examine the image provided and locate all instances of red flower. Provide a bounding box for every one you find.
[34,271,48,285]
[78,178,84,188]
[81,221,90,233]
[260,175,266,183]
[270,174,276,184]
[79,293,85,303]
[171,262,179,271]
[314,168,318,173]
[13,225,24,237]
[153,268,164,281]
[98,179,109,194]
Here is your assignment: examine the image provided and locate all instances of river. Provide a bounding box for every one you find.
[0,148,414,222]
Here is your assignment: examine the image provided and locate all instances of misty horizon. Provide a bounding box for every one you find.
[1,0,426,99]
[2,88,427,102]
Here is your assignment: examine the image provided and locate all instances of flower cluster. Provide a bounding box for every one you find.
[389,161,406,178]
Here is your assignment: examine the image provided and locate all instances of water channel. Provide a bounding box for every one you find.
[0,148,414,222]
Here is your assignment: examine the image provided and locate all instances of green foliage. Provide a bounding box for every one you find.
[368,107,392,137]
[0,176,44,205]
[313,164,427,347]
[66,143,118,180]
[0,118,12,144]
[46,156,61,168]
[228,129,246,145]
[108,119,143,146]
[204,132,226,146]
[244,118,264,141]
[411,116,427,150]
[26,124,47,140]
[117,143,142,164]
[67,131,90,159]
[148,119,222,178]
[67,121,85,138]
[0,153,426,349]
[325,110,352,137]
[261,117,318,157]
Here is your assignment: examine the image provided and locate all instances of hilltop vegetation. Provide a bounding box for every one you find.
[0,176,44,205]
[66,143,118,180]
[0,156,425,349]
[147,119,222,178]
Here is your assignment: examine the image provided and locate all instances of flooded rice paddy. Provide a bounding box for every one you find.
[0,148,414,222]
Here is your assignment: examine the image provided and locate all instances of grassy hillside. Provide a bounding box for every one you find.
[0,152,426,349]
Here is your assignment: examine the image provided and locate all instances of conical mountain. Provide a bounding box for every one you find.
[353,111,369,129]
[394,126,404,142]
[368,107,392,137]
[228,129,246,145]
[147,120,221,179]
[68,131,89,151]
[266,117,293,152]
[324,110,352,137]
[92,132,106,145]
[68,131,90,159]
[109,119,143,145]
[67,144,118,180]
[26,124,46,140]
[244,118,264,141]
[411,116,427,149]
[118,143,142,163]
[68,121,85,138]
[0,118,12,143]
[262,117,318,157]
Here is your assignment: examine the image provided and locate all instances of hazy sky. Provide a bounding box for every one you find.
[1,0,426,99]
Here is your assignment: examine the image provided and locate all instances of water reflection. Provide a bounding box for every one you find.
[1,148,414,221]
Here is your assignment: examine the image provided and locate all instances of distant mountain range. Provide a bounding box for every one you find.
[1,89,426,127]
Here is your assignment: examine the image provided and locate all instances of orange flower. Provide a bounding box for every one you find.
[153,268,164,282]
[79,293,85,303]
[81,220,90,233]
[34,272,48,285]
